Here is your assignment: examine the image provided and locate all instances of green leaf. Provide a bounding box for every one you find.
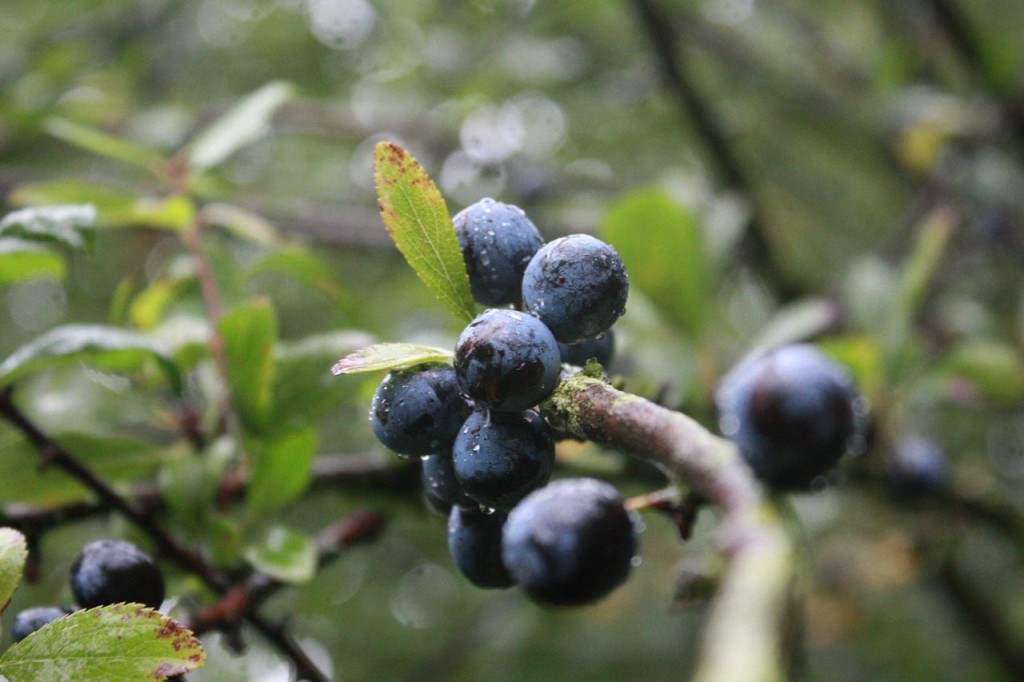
[0,204,96,251]
[243,525,317,584]
[0,324,183,394]
[602,188,707,338]
[158,438,232,535]
[44,117,166,175]
[249,246,346,300]
[373,141,476,323]
[0,238,66,284]
[331,342,453,375]
[187,81,295,171]
[200,202,281,246]
[749,298,840,352]
[11,180,195,231]
[939,341,1024,405]
[0,604,205,681]
[219,299,277,433]
[0,528,28,615]
[247,428,317,516]
[818,335,884,404]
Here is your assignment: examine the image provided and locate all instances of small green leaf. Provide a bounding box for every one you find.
[602,188,708,338]
[749,298,840,352]
[250,246,346,300]
[0,604,205,681]
[939,340,1024,405]
[219,299,277,433]
[11,180,195,231]
[200,202,281,246]
[374,142,476,323]
[0,204,96,251]
[243,525,317,584]
[818,335,884,404]
[0,528,28,615]
[44,117,166,175]
[187,81,295,171]
[0,238,66,284]
[247,428,317,516]
[0,324,182,393]
[332,342,453,375]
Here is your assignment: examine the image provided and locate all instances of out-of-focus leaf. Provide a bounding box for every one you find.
[0,239,65,283]
[332,342,452,375]
[0,324,182,394]
[243,525,316,584]
[0,604,205,681]
[200,202,281,246]
[939,341,1024,405]
[186,81,295,171]
[219,299,277,433]
[818,335,884,404]
[602,188,707,338]
[130,275,197,331]
[749,298,840,352]
[374,141,476,323]
[247,427,317,516]
[159,437,233,536]
[0,528,28,615]
[0,204,96,251]
[11,180,194,231]
[249,246,345,300]
[44,117,165,175]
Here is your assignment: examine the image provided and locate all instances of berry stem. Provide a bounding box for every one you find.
[541,372,793,682]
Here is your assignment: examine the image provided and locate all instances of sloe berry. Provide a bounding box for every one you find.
[453,198,544,306]
[884,434,949,505]
[70,539,165,610]
[521,234,628,343]
[447,505,516,589]
[715,344,860,490]
[12,606,74,642]
[422,450,475,514]
[453,409,554,512]
[502,478,638,607]
[454,309,561,412]
[371,363,472,457]
[559,329,615,368]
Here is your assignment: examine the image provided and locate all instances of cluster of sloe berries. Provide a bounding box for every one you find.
[11,538,165,642]
[370,198,637,606]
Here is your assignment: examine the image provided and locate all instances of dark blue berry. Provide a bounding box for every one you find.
[370,364,473,457]
[422,450,475,514]
[454,309,561,412]
[453,409,554,511]
[70,539,165,610]
[447,505,516,589]
[716,344,860,490]
[12,605,74,642]
[884,434,949,505]
[521,234,628,343]
[559,329,615,367]
[453,198,545,306]
[502,478,638,607]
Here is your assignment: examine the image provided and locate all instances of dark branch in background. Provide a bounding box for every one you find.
[627,0,802,301]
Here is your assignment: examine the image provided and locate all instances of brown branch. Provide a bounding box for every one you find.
[541,372,792,682]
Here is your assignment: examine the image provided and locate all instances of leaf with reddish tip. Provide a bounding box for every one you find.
[332,343,453,375]
[373,142,476,323]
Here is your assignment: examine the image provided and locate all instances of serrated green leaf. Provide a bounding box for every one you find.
[187,81,295,171]
[44,117,166,175]
[749,298,840,352]
[331,342,453,375]
[0,324,183,394]
[219,299,277,434]
[200,202,281,246]
[374,142,476,323]
[602,188,707,338]
[11,180,195,231]
[243,525,317,584]
[247,427,317,516]
[0,604,205,681]
[0,528,28,616]
[0,204,96,251]
[0,238,66,284]
[939,340,1024,405]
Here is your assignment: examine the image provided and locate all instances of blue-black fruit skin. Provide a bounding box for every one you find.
[885,434,950,505]
[370,363,473,457]
[559,329,615,368]
[422,450,475,514]
[716,344,860,490]
[12,605,74,642]
[502,478,638,607]
[453,198,545,306]
[453,409,554,512]
[454,309,561,412]
[447,505,516,589]
[70,539,165,610]
[521,234,628,343]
